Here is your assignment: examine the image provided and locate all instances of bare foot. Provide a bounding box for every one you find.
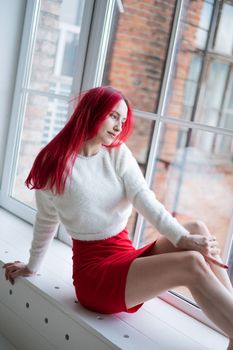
[227,339,233,350]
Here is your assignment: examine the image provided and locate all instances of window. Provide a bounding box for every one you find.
[97,0,233,305]
[1,0,233,328]
[0,0,90,219]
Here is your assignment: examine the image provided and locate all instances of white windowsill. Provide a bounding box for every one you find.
[0,208,229,350]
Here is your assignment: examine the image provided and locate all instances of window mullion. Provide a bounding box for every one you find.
[161,115,233,137]
[22,88,70,101]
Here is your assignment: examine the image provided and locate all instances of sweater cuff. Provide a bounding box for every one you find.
[26,256,44,274]
[171,227,189,247]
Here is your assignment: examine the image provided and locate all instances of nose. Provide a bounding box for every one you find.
[114,120,122,132]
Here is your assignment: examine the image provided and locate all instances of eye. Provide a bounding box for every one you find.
[110,113,118,120]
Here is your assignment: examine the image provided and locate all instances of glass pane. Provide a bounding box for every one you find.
[126,118,154,165]
[225,70,233,110]
[196,1,213,49]
[11,0,87,209]
[141,123,233,301]
[214,2,233,55]
[126,117,155,239]
[29,0,85,96]
[204,61,228,109]
[166,0,216,121]
[198,60,231,128]
[12,93,69,208]
[167,7,233,131]
[102,0,177,113]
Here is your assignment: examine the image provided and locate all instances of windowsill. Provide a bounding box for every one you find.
[0,207,229,350]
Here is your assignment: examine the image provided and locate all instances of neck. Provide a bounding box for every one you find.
[80,140,102,157]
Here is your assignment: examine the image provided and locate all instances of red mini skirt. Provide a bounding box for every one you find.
[72,228,157,314]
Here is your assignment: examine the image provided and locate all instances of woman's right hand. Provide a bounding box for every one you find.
[2,261,34,285]
[177,234,227,269]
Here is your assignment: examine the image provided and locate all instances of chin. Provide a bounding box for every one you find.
[102,136,114,145]
[102,141,113,146]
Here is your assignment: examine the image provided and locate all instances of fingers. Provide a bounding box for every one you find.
[191,234,226,269]
[4,267,17,285]
[199,236,220,256]
[2,261,28,285]
[2,261,21,270]
[185,235,224,267]
[204,255,228,269]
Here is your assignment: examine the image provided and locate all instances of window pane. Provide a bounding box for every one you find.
[10,0,86,209]
[12,93,69,207]
[126,118,154,165]
[165,0,215,122]
[228,74,233,110]
[166,0,211,120]
[102,0,177,113]
[198,60,233,129]
[126,117,154,239]
[166,0,233,129]
[30,0,85,96]
[141,123,233,301]
[214,2,233,55]
[196,1,213,49]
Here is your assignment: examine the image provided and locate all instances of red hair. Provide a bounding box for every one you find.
[25,86,134,194]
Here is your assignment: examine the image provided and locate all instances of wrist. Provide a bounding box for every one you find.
[177,234,190,248]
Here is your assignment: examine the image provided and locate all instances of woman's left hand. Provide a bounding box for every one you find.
[2,261,33,285]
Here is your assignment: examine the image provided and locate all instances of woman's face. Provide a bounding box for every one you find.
[95,99,128,146]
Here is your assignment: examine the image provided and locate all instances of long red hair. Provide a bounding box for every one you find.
[25,86,134,194]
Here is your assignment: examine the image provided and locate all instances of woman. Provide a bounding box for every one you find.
[3,86,233,349]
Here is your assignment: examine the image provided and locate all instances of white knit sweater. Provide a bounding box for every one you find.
[27,143,189,272]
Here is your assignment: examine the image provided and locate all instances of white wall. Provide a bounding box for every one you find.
[0,0,26,187]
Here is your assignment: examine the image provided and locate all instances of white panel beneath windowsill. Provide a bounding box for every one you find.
[0,333,17,350]
[0,207,229,350]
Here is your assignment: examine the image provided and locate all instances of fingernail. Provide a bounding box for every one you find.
[223,264,229,269]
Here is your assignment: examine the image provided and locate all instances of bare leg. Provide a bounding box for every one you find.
[149,221,233,293]
[147,221,233,348]
[125,250,233,340]
[188,224,233,350]
[183,221,233,293]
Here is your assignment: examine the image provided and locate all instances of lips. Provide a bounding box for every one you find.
[107,132,117,138]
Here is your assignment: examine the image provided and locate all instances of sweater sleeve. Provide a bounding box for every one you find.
[27,190,60,273]
[117,144,189,246]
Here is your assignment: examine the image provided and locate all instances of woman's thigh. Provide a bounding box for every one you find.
[125,250,207,309]
[149,235,181,255]
[149,220,212,256]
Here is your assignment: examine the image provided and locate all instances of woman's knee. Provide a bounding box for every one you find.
[184,220,211,237]
[184,250,210,285]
